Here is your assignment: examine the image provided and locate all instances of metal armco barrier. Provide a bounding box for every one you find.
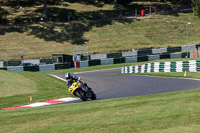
[122,60,200,73]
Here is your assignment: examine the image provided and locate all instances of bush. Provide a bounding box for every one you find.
[192,0,200,17]
[0,8,9,20]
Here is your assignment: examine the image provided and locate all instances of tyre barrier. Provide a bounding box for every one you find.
[121,60,200,73]
[2,63,72,72]
[74,52,189,68]
[1,44,199,68]
[90,44,199,60]
[0,52,191,71]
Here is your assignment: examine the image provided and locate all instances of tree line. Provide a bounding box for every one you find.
[0,0,200,22]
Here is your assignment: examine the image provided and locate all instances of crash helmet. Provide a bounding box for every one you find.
[65,73,71,79]
[78,77,81,81]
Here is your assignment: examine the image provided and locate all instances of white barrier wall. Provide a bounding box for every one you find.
[80,61,89,68]
[0,61,3,67]
[39,64,55,71]
[152,48,167,54]
[122,51,137,57]
[181,45,196,52]
[23,59,40,65]
[148,55,160,61]
[125,57,137,63]
[7,66,24,71]
[170,53,182,59]
[91,54,107,60]
[101,59,114,65]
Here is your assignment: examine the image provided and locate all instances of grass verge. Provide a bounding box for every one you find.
[0,70,70,109]
[1,88,200,132]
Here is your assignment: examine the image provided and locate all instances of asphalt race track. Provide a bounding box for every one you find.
[51,68,200,100]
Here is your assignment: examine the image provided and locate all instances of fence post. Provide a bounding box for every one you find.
[135,9,137,17]
[86,46,89,61]
[5,53,8,66]
[149,6,151,14]
[20,51,23,63]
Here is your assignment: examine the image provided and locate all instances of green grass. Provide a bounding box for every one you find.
[0,70,70,109]
[1,89,200,132]
[1,59,200,132]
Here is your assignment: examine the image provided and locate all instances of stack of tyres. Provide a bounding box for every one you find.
[88,59,101,66]
[167,47,181,53]
[160,53,170,59]
[137,56,148,62]
[107,53,122,59]
[196,60,200,72]
[3,60,21,67]
[137,49,152,56]
[114,57,125,64]
[24,66,39,72]
[55,63,71,70]
[40,59,53,64]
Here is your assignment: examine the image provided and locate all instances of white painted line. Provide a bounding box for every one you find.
[4,97,80,110]
[23,102,51,107]
[57,97,80,102]
[48,74,67,82]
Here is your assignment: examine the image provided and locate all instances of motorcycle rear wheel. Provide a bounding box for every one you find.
[89,91,96,100]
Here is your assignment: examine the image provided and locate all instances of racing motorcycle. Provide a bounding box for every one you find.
[68,82,96,101]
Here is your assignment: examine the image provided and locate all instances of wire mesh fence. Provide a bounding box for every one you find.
[0,51,23,61]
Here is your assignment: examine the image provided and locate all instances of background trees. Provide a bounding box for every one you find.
[0,0,198,24]
[192,0,200,17]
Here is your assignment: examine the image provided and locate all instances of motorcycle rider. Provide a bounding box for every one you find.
[65,73,83,88]
[65,73,74,88]
[65,73,96,100]
[65,73,89,92]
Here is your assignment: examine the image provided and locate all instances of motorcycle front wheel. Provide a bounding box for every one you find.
[75,89,88,101]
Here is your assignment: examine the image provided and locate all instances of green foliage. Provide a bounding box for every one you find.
[192,0,200,17]
[0,8,8,20]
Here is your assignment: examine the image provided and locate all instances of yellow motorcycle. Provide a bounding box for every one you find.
[68,82,96,101]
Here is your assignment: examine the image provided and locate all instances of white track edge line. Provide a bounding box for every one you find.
[48,74,67,82]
